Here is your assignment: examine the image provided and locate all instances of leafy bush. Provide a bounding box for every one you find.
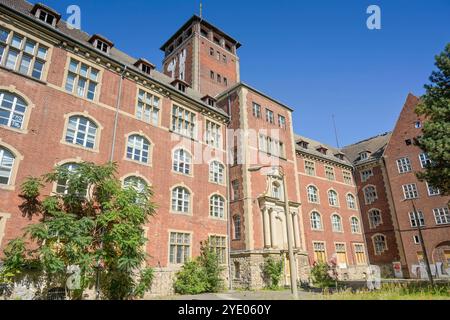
[1,162,157,300]
[263,257,284,290]
[310,262,335,289]
[174,242,224,295]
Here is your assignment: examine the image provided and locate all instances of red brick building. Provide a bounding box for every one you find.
[343,95,450,278]
[0,0,230,295]
[296,136,368,279]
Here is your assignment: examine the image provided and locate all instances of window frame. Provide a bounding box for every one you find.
[209,160,226,185]
[171,186,192,214]
[168,231,192,265]
[135,87,161,127]
[209,194,226,220]
[331,214,343,233]
[64,56,101,102]
[172,148,193,176]
[0,26,50,81]
[125,133,153,166]
[310,211,323,231]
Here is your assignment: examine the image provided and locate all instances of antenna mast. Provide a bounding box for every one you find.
[200,1,203,19]
[332,114,340,148]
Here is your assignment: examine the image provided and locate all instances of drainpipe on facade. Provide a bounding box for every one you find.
[226,93,233,291]
[109,65,128,162]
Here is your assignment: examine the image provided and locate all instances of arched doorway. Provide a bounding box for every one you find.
[432,241,450,278]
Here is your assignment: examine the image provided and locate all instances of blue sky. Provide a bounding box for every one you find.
[30,0,450,147]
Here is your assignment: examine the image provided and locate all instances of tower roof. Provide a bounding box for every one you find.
[160,14,241,51]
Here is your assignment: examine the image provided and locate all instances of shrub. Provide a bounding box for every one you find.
[174,242,224,295]
[263,257,284,290]
[310,262,335,289]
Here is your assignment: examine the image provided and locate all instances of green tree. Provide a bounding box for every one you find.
[0,162,156,300]
[416,44,450,196]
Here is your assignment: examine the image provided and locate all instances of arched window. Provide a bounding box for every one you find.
[364,186,378,204]
[351,217,361,234]
[127,135,150,164]
[124,176,148,194]
[209,160,224,184]
[347,194,356,209]
[307,186,319,203]
[272,182,281,199]
[233,215,241,240]
[0,147,15,185]
[328,190,339,207]
[331,214,343,232]
[65,116,98,149]
[369,209,382,229]
[210,195,225,219]
[310,211,322,230]
[373,234,387,255]
[55,163,87,196]
[171,187,190,213]
[0,91,27,129]
[173,149,192,175]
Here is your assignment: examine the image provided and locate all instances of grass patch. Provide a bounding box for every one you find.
[321,282,450,300]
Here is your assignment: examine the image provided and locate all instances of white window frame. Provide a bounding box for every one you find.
[210,194,225,219]
[173,149,192,176]
[209,160,225,184]
[310,211,322,231]
[434,207,450,225]
[65,116,98,149]
[171,187,191,214]
[402,184,419,200]
[396,157,412,174]
[0,91,28,130]
[0,147,15,186]
[126,135,150,164]
[328,190,339,207]
[331,214,343,232]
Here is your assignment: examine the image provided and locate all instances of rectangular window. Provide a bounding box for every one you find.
[343,171,353,185]
[259,134,284,158]
[171,105,196,139]
[136,89,160,126]
[210,70,215,80]
[409,211,425,228]
[397,157,412,174]
[278,115,286,129]
[252,103,261,118]
[434,207,450,225]
[361,169,373,182]
[231,180,239,201]
[413,235,421,245]
[209,235,227,264]
[426,182,440,196]
[0,28,48,80]
[169,232,191,264]
[403,184,419,200]
[305,160,316,176]
[354,244,367,265]
[325,166,335,181]
[313,242,327,263]
[206,120,222,149]
[266,109,274,124]
[65,58,99,101]
[419,153,431,168]
[335,243,347,267]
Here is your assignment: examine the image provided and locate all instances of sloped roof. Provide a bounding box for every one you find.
[0,0,228,118]
[294,135,353,167]
[342,132,392,165]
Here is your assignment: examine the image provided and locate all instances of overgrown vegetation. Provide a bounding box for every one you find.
[415,43,450,195]
[174,242,224,295]
[0,162,156,300]
[263,257,284,290]
[310,262,335,289]
[322,282,450,300]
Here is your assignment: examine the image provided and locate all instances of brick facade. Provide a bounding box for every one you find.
[0,1,447,299]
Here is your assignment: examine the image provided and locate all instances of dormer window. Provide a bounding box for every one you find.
[89,35,114,54]
[171,79,189,93]
[297,141,309,149]
[31,4,61,27]
[359,152,370,160]
[38,10,55,25]
[202,95,216,107]
[316,146,328,155]
[335,153,345,160]
[134,59,155,75]
[96,40,109,53]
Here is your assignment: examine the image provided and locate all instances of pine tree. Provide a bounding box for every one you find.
[416,44,450,196]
